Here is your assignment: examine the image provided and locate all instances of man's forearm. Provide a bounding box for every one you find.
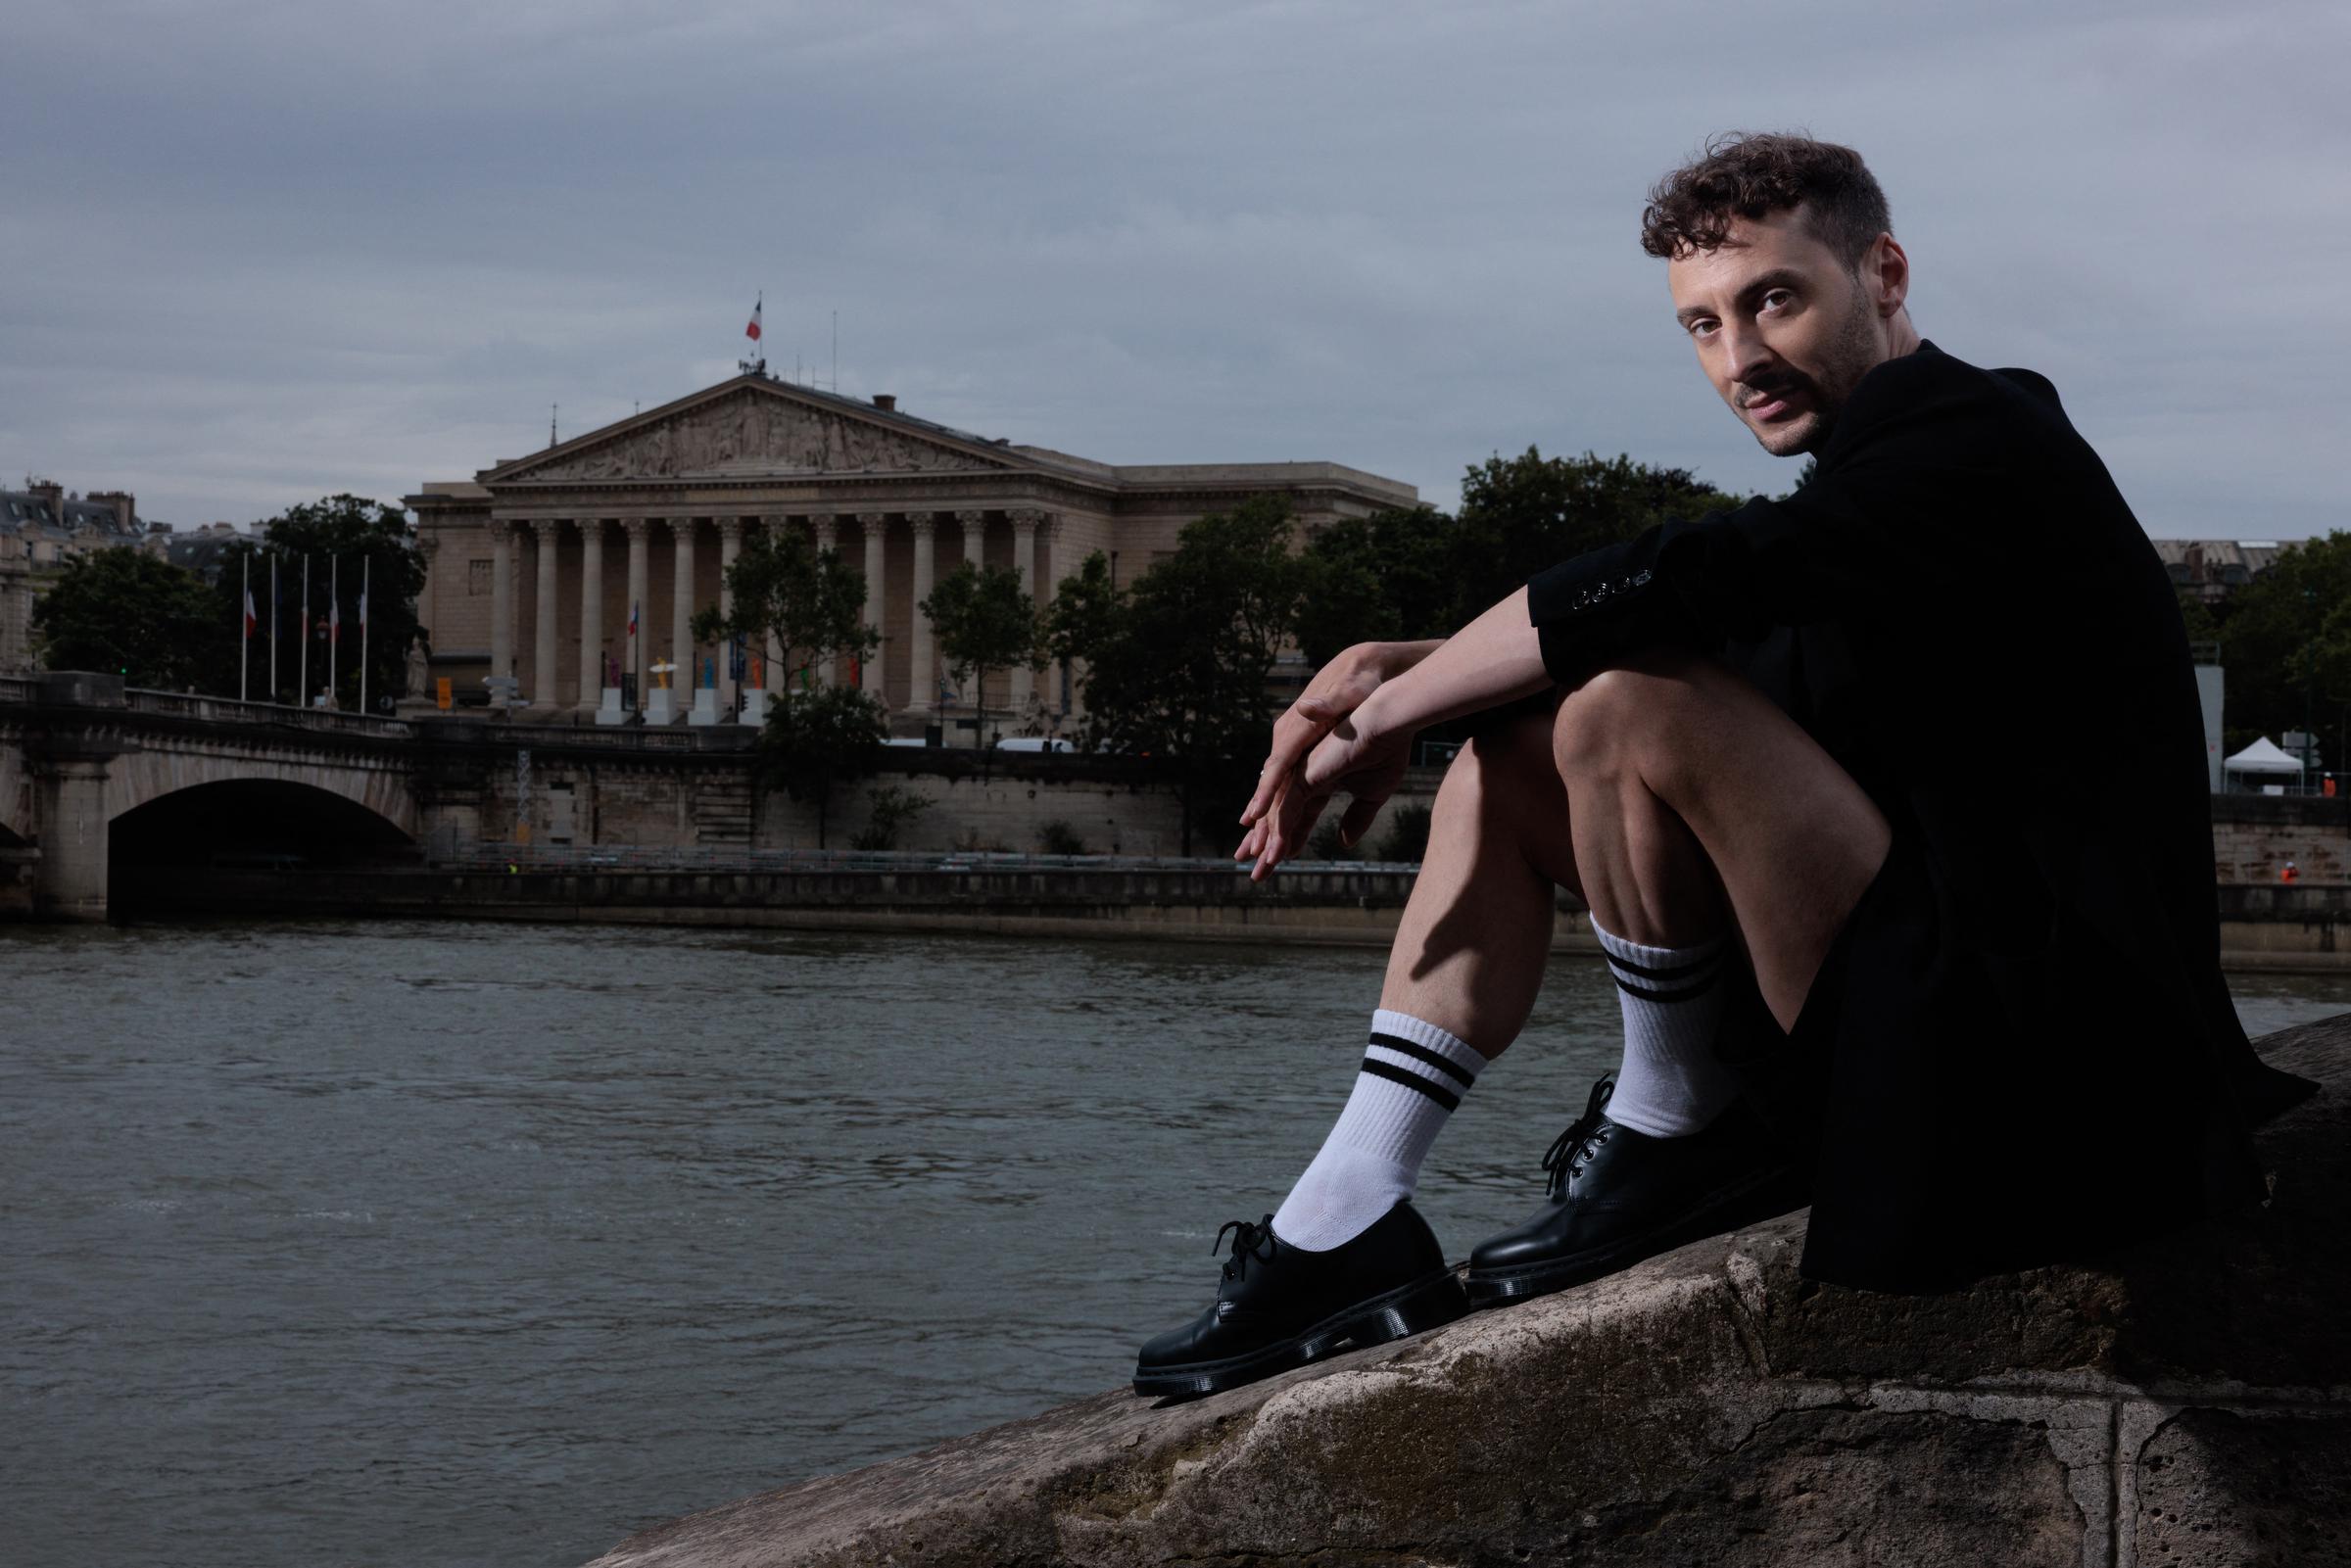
[1359,589,1552,737]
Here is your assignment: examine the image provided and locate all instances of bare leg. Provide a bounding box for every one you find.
[1375,702,1581,1060]
[1556,651,1890,1033]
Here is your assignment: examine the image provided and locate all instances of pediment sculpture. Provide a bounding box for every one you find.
[507,392,999,481]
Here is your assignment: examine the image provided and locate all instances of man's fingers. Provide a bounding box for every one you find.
[1240,694,1355,824]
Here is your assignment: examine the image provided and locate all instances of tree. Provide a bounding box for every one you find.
[1049,496,1308,854]
[692,523,876,685]
[1449,449,1747,625]
[2207,532,2351,765]
[1294,506,1462,665]
[696,523,885,840]
[242,494,424,710]
[755,682,888,848]
[31,548,225,689]
[920,560,1040,749]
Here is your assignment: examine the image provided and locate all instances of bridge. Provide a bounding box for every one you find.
[0,672,430,920]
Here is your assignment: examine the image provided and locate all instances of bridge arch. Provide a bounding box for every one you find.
[106,745,417,839]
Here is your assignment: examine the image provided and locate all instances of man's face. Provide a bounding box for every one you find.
[1667,207,1899,456]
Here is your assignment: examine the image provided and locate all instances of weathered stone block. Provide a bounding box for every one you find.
[2133,1408,2351,1568]
[584,1018,2350,1568]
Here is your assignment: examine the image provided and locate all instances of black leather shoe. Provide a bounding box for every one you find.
[1465,1078,1807,1307]
[1133,1200,1469,1399]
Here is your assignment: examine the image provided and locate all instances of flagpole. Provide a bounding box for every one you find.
[300,554,311,708]
[360,556,370,715]
[241,550,250,702]
[269,551,280,704]
[330,555,340,709]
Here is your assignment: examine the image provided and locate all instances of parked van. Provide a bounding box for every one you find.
[994,736,1075,753]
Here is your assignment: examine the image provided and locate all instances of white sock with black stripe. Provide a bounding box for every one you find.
[1271,1009,1485,1252]
[1592,918,1739,1137]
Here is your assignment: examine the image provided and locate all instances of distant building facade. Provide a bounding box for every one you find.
[407,372,1415,729]
[0,481,160,673]
[2154,540,2287,607]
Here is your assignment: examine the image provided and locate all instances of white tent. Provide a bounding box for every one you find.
[2224,736,2304,776]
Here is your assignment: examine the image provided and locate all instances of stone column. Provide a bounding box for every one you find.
[718,516,744,716]
[623,516,650,712]
[489,518,516,682]
[1010,508,1041,718]
[905,511,936,715]
[576,518,604,715]
[670,515,696,717]
[954,509,990,721]
[763,515,789,704]
[531,517,561,710]
[810,514,838,689]
[1036,515,1068,717]
[857,512,888,707]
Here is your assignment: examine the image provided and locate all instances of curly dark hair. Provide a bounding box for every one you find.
[1640,132,1891,269]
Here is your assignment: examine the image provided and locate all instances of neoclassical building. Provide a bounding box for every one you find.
[408,371,1415,731]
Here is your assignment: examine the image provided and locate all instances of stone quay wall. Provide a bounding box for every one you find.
[581,1014,2351,1568]
[2211,790,2351,884]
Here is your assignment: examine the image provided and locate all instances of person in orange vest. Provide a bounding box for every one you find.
[2280,861,2300,884]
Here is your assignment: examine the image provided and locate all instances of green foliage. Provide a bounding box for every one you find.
[31,547,225,689]
[2205,533,2351,768]
[1035,819,1090,856]
[756,684,888,848]
[1377,802,1433,863]
[1046,497,1309,853]
[1295,506,1460,664]
[849,784,932,851]
[246,494,423,710]
[1450,449,1746,622]
[695,524,876,685]
[920,560,1040,745]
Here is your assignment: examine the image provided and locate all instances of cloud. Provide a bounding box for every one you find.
[4,0,2344,538]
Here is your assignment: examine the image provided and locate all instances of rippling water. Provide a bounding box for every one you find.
[4,920,2345,1568]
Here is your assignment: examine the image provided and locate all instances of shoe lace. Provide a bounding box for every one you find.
[1213,1214,1280,1282]
[1540,1077,1616,1201]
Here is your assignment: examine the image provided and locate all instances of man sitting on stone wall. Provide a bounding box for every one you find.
[1134,132,2317,1399]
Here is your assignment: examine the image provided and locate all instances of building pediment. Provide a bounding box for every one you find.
[482,376,1024,487]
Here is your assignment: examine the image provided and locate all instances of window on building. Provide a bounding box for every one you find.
[468,559,494,595]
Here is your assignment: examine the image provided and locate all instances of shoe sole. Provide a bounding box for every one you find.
[1463,1166,1809,1307]
[1131,1267,1471,1400]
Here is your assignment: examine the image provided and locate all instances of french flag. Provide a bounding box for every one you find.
[629,599,640,639]
[745,296,762,343]
[243,587,257,639]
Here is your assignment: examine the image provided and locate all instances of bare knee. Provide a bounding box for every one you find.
[1552,653,1723,788]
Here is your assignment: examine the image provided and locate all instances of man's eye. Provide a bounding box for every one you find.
[1760,290,1794,312]
[1686,318,1717,338]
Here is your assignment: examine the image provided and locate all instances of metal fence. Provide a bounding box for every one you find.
[431,842,1425,876]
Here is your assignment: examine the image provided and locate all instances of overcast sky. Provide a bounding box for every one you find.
[4,0,2344,540]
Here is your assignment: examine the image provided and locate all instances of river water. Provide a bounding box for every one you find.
[4,919,2345,1568]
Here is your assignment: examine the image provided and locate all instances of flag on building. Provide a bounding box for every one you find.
[628,599,640,639]
[745,296,762,342]
[243,585,257,638]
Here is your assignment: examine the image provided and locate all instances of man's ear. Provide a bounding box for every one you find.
[1868,233,1910,318]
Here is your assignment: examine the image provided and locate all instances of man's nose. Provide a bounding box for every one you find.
[1719,321,1775,390]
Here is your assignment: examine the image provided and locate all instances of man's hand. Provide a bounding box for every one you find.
[1236,640,1440,879]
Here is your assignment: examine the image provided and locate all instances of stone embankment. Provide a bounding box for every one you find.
[583,1015,2350,1568]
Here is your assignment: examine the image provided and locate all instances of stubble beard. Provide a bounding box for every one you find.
[1742,283,1885,458]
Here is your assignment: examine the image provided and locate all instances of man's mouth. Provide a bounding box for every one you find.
[1743,386,1802,422]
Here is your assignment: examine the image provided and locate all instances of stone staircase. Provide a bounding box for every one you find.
[691,769,753,848]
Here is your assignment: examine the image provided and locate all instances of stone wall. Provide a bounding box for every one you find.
[581,1016,2350,1568]
[453,736,1445,861]
[2211,791,2351,883]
